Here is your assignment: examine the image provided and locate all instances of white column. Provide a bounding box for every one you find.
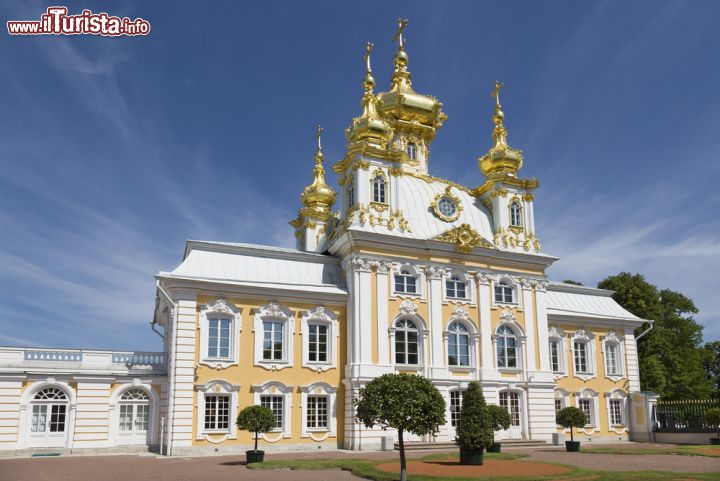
[521,279,537,372]
[359,267,373,365]
[624,329,641,392]
[376,261,391,366]
[0,375,24,450]
[476,273,494,375]
[427,267,445,375]
[535,282,551,372]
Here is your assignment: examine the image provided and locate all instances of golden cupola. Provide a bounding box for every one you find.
[345,42,393,147]
[479,81,524,178]
[377,18,447,143]
[299,126,336,220]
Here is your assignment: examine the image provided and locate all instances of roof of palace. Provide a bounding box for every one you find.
[546,282,644,323]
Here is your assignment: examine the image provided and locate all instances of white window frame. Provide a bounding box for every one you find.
[602,330,625,381]
[492,311,525,372]
[301,306,338,372]
[509,198,523,228]
[300,382,338,440]
[109,382,159,447]
[252,381,293,440]
[407,141,418,160]
[442,270,474,304]
[199,298,242,369]
[371,170,388,205]
[196,380,240,442]
[605,390,628,433]
[448,388,464,429]
[443,306,479,371]
[548,326,567,378]
[253,302,294,370]
[570,327,596,381]
[554,388,569,427]
[492,276,521,309]
[389,305,428,371]
[391,263,424,299]
[575,389,600,433]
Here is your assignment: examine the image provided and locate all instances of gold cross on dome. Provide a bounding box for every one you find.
[491,81,504,106]
[316,125,323,151]
[364,42,374,73]
[393,18,408,50]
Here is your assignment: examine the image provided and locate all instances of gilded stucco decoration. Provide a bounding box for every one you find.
[433,223,495,253]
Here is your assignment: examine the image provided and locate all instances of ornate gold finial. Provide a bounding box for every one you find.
[300,123,336,219]
[364,42,373,73]
[478,81,523,178]
[393,18,408,51]
[491,81,503,107]
[316,124,323,153]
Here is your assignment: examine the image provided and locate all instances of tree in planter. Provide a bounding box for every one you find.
[354,373,445,481]
[556,407,586,452]
[236,405,276,463]
[486,404,511,452]
[456,382,493,465]
[705,408,720,445]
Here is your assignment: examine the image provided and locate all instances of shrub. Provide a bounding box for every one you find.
[486,404,511,445]
[456,382,493,451]
[237,405,276,452]
[705,408,720,439]
[556,406,586,442]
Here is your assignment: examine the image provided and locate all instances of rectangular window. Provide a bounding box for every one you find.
[499,392,521,426]
[208,318,231,358]
[450,390,463,427]
[609,399,623,425]
[49,405,66,432]
[263,321,284,361]
[494,284,514,303]
[119,404,133,431]
[606,344,619,375]
[394,273,417,294]
[574,341,589,374]
[306,395,328,429]
[261,395,284,430]
[445,279,466,299]
[395,330,419,365]
[135,404,149,431]
[31,405,47,432]
[549,340,560,372]
[555,399,563,414]
[204,394,230,431]
[308,324,328,363]
[578,399,592,426]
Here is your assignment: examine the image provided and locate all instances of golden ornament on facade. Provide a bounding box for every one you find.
[434,223,494,253]
[430,186,463,222]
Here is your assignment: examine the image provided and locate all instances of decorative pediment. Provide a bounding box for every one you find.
[451,305,468,321]
[574,327,594,342]
[255,301,293,320]
[305,306,337,322]
[433,223,494,253]
[499,308,517,324]
[603,330,623,344]
[399,299,418,315]
[202,298,240,317]
[548,325,565,339]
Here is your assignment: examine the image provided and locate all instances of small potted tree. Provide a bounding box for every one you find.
[556,406,586,452]
[486,404,511,453]
[705,408,720,445]
[236,405,276,464]
[456,382,493,465]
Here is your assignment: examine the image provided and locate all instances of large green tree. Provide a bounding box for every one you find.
[703,341,720,396]
[354,373,445,481]
[598,273,713,399]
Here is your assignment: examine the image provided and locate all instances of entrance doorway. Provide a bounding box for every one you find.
[29,387,69,448]
[499,391,523,439]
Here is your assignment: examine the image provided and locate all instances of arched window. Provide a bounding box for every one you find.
[510,200,522,227]
[406,142,417,160]
[394,318,419,365]
[494,279,515,304]
[445,276,466,299]
[372,174,387,204]
[394,269,417,294]
[496,325,518,369]
[33,388,67,401]
[118,388,150,433]
[447,321,470,366]
[31,387,69,437]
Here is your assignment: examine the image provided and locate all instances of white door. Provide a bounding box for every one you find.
[499,391,522,439]
[448,390,463,440]
[29,403,68,448]
[116,388,151,446]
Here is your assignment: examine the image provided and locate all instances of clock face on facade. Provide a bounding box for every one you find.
[437,197,456,217]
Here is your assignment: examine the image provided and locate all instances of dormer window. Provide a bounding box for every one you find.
[494,279,515,304]
[406,142,417,160]
[394,269,417,294]
[510,200,522,227]
[372,173,387,204]
[445,276,466,299]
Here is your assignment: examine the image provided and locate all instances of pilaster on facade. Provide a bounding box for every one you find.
[624,329,641,392]
[534,281,551,372]
[520,279,537,372]
[427,266,447,377]
[375,260,391,366]
[475,272,495,378]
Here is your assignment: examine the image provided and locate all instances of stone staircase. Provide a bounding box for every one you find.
[395,439,548,451]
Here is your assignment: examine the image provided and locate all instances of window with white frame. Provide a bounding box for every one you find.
[578,398,592,426]
[118,388,150,433]
[204,394,230,431]
[499,392,521,427]
[308,323,328,363]
[606,390,628,427]
[602,331,624,379]
[446,276,467,299]
[548,326,566,375]
[254,302,294,370]
[494,279,515,304]
[407,142,417,160]
[574,340,589,373]
[449,389,464,427]
[609,398,623,426]
[605,343,619,375]
[554,389,569,420]
[555,398,563,414]
[550,340,561,372]
[260,395,284,430]
[394,318,419,365]
[447,321,470,367]
[300,382,338,438]
[301,307,337,371]
[372,173,387,204]
[394,269,417,294]
[496,325,518,369]
[306,395,328,429]
[571,328,596,379]
[576,389,599,428]
[199,298,241,368]
[510,200,522,227]
[252,381,293,438]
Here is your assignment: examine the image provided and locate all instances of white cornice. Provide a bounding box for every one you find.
[182,240,341,264]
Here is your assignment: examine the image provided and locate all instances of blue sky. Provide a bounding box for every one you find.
[1,1,719,351]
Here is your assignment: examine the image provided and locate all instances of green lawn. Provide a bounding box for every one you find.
[247,452,720,481]
[582,445,720,458]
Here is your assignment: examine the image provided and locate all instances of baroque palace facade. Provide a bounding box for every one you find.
[0,23,657,455]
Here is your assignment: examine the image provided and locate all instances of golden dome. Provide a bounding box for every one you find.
[299,126,336,219]
[479,81,523,178]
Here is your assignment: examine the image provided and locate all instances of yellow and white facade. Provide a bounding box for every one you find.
[0,23,654,455]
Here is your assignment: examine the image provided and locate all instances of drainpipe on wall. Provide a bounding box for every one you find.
[156,281,178,455]
[635,320,654,341]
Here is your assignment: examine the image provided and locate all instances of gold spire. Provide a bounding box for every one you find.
[479,81,523,178]
[299,125,336,219]
[390,18,412,91]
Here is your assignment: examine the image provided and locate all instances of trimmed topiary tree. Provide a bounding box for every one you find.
[456,382,493,465]
[556,406,586,452]
[355,373,445,481]
[236,405,276,463]
[705,407,720,444]
[486,404,511,452]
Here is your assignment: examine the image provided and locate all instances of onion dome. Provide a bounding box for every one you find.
[345,42,393,147]
[479,81,523,178]
[299,126,336,220]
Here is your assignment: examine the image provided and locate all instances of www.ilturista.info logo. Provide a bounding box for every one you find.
[7,7,150,36]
